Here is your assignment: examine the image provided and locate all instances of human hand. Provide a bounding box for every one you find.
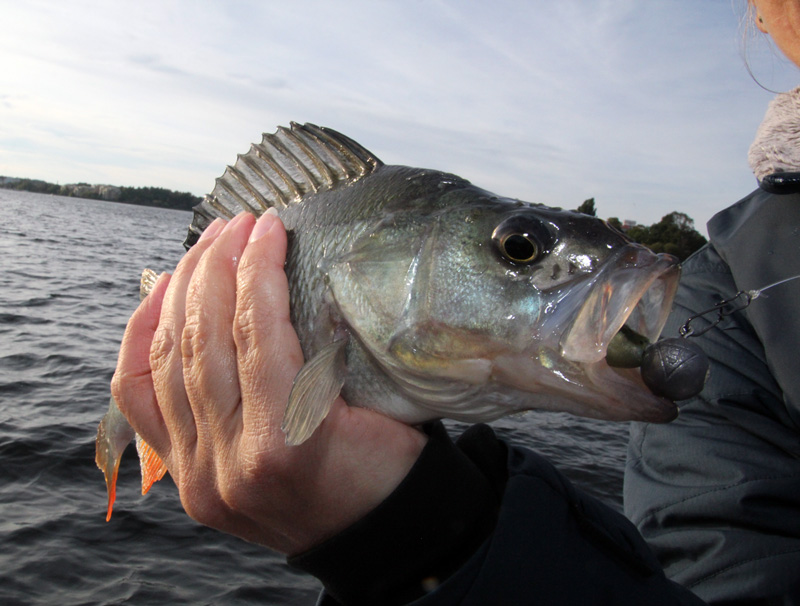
[111,212,427,555]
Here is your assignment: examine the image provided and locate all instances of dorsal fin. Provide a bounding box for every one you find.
[184,122,383,249]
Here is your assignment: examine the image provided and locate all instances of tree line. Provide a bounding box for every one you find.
[116,186,201,211]
[0,177,201,211]
[576,198,706,261]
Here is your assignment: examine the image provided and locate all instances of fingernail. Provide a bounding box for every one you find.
[197,218,226,243]
[222,212,251,233]
[249,211,279,243]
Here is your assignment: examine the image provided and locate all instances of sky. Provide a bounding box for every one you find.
[1,0,798,235]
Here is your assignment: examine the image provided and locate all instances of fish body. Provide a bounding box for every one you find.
[97,123,680,515]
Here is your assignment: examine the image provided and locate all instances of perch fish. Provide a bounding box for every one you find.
[96,122,680,519]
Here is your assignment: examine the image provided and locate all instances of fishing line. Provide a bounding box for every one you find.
[639,273,800,402]
[679,274,800,338]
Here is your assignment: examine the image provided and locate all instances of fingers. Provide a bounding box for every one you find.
[116,211,303,501]
[147,218,229,470]
[234,211,306,443]
[183,213,256,451]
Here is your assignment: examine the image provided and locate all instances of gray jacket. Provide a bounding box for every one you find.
[625,133,800,602]
[296,90,800,606]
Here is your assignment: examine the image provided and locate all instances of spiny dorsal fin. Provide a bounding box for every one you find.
[184,122,384,249]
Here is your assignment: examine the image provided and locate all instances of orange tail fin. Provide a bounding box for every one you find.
[96,397,135,521]
[100,455,122,523]
[136,434,168,495]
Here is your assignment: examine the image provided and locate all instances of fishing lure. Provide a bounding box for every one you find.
[640,274,800,401]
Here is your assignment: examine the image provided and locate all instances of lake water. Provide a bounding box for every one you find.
[0,189,631,605]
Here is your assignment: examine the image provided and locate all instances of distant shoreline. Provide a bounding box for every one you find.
[1,176,709,261]
[0,175,201,211]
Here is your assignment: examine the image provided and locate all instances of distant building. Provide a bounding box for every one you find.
[62,183,94,198]
[97,185,121,201]
[622,219,637,231]
[60,183,120,201]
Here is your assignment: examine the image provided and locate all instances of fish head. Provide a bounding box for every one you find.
[478,201,681,423]
[325,183,680,425]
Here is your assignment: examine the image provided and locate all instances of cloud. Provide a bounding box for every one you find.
[127,54,194,78]
[0,0,796,234]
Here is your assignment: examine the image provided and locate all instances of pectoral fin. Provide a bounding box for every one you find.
[281,340,347,446]
[136,434,168,495]
[95,396,135,521]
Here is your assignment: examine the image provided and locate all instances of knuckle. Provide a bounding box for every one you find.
[178,470,221,526]
[110,369,125,404]
[149,324,177,374]
[109,370,134,417]
[233,297,261,355]
[217,445,284,507]
[181,489,219,526]
[180,312,203,369]
[216,478,245,513]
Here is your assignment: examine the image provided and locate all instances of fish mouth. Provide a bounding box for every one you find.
[537,244,681,423]
[490,245,680,423]
[560,245,680,365]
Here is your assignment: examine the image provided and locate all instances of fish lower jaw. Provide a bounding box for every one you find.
[490,352,677,424]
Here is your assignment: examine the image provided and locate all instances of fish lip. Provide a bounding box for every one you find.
[559,245,680,364]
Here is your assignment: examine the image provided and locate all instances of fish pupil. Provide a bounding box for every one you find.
[503,234,537,263]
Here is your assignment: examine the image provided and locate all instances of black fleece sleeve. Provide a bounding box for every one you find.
[290,422,708,606]
[288,422,506,606]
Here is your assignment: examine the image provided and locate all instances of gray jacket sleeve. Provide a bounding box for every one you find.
[625,189,800,604]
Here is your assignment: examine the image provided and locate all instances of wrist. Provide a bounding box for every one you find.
[289,422,502,606]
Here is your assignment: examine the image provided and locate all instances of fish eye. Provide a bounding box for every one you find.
[492,215,551,265]
[499,233,539,263]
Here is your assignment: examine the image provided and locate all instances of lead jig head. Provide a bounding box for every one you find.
[640,338,710,401]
